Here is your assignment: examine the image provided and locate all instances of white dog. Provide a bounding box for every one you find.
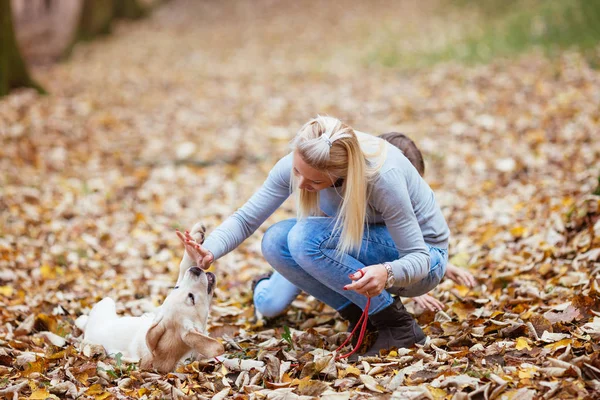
[77,225,224,372]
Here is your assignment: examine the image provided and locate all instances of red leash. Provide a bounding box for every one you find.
[335,297,370,360]
[335,269,371,360]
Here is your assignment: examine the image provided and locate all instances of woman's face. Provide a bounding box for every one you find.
[292,151,336,192]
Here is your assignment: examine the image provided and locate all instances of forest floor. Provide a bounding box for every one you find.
[1,0,599,399]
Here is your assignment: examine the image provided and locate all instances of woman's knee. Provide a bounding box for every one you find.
[287,218,333,264]
[261,219,296,265]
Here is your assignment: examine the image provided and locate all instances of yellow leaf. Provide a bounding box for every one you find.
[40,265,56,280]
[135,212,146,223]
[518,367,537,379]
[86,384,105,395]
[138,388,148,396]
[48,346,75,360]
[427,386,448,400]
[513,202,526,211]
[0,285,13,297]
[219,364,228,375]
[290,376,311,386]
[501,389,519,399]
[28,388,51,399]
[539,263,553,275]
[545,338,572,351]
[75,373,89,384]
[387,350,398,358]
[344,365,361,377]
[520,310,533,320]
[479,225,498,244]
[515,337,531,351]
[451,302,476,321]
[86,384,115,399]
[455,284,471,297]
[22,359,46,376]
[562,197,574,207]
[510,226,526,238]
[449,252,470,268]
[36,313,58,333]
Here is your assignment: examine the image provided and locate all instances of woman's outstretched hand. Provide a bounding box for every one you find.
[412,294,445,312]
[445,263,476,288]
[344,264,387,298]
[176,229,214,269]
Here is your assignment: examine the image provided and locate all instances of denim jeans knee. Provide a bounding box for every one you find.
[287,217,394,314]
[287,218,335,265]
[261,219,297,267]
[261,218,351,311]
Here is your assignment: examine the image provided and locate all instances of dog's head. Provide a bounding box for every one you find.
[142,266,223,372]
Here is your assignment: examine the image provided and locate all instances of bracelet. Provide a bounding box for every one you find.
[383,262,395,289]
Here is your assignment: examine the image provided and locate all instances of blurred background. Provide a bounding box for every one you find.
[3,0,600,92]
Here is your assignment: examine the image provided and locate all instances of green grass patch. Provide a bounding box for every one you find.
[367,0,600,68]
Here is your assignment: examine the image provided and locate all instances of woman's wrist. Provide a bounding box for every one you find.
[383,262,395,288]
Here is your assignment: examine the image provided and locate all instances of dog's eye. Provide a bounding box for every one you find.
[188,293,195,305]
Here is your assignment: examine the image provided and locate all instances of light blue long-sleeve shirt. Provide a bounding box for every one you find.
[203,141,450,288]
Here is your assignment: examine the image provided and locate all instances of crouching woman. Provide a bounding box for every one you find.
[180,115,449,356]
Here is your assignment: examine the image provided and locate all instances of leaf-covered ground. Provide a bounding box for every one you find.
[1,1,600,399]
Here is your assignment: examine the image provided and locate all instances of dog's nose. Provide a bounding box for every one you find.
[189,266,202,276]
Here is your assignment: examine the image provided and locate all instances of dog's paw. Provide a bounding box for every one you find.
[190,222,206,244]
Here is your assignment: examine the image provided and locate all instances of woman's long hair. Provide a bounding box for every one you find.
[291,116,386,255]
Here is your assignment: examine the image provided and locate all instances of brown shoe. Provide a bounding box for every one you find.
[363,297,427,356]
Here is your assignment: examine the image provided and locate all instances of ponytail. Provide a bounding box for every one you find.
[291,116,383,254]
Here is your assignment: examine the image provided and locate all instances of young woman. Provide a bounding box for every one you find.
[251,132,475,316]
[179,116,450,355]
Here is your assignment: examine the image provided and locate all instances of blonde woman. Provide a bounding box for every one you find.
[180,116,450,356]
[252,132,475,316]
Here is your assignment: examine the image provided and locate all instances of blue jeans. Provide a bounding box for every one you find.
[254,218,447,318]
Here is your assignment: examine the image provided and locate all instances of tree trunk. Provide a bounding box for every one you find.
[113,0,146,20]
[12,0,83,64]
[62,0,114,58]
[0,0,45,96]
[76,0,115,41]
[63,0,149,59]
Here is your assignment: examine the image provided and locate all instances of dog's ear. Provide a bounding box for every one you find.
[181,329,224,359]
[144,316,185,373]
[146,316,166,357]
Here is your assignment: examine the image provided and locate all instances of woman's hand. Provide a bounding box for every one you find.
[445,263,476,288]
[412,294,445,312]
[176,230,214,269]
[344,264,388,297]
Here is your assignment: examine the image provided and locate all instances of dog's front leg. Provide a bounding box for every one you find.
[176,251,195,286]
[176,222,207,285]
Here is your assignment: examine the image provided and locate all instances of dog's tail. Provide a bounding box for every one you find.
[75,298,117,333]
[75,315,88,331]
